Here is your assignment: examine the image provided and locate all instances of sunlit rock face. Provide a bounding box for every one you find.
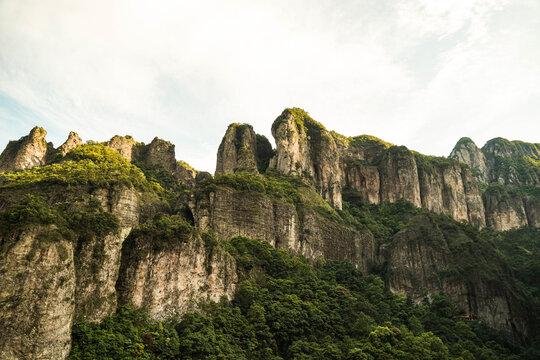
[58,131,83,156]
[267,109,486,227]
[0,126,52,172]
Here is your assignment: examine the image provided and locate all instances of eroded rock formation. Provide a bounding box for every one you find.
[0,127,52,172]
[385,214,529,338]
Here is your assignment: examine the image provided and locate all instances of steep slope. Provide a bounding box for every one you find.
[0,126,52,172]
[268,108,486,227]
[0,117,537,359]
[189,172,375,274]
[116,215,237,321]
[450,137,540,187]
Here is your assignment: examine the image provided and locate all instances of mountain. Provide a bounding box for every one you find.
[0,108,539,359]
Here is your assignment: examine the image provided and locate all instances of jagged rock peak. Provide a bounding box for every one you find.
[482,137,540,160]
[58,131,83,155]
[269,108,343,208]
[144,137,177,173]
[0,126,50,172]
[105,135,142,161]
[449,137,488,182]
[215,123,264,175]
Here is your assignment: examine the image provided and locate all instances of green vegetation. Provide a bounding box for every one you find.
[177,160,194,171]
[69,306,181,360]
[0,194,119,245]
[511,185,540,202]
[193,171,339,221]
[271,108,326,137]
[493,228,540,350]
[489,156,540,185]
[70,237,531,359]
[454,137,475,148]
[126,213,194,253]
[414,152,461,175]
[349,135,393,149]
[0,144,149,190]
[480,138,540,185]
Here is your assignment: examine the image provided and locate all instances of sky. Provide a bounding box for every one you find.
[1,0,539,172]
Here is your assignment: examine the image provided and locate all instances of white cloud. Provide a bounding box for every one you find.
[0,0,539,171]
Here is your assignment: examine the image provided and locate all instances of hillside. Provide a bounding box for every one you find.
[0,108,539,359]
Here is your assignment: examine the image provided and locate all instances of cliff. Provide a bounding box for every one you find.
[0,127,52,172]
[0,143,239,359]
[450,136,540,187]
[190,172,375,274]
[385,213,529,338]
[215,123,273,175]
[117,217,237,320]
[267,109,486,227]
[269,108,343,208]
[0,116,537,359]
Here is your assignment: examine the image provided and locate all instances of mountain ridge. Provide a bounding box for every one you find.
[0,108,539,359]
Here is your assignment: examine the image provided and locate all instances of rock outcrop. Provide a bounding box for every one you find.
[105,135,203,187]
[482,184,540,231]
[269,108,343,208]
[58,131,83,156]
[449,137,489,182]
[385,214,529,339]
[105,135,143,162]
[0,126,52,172]
[0,226,75,360]
[215,123,274,176]
[450,137,540,187]
[73,187,140,321]
[117,231,237,321]
[190,182,375,274]
[266,109,486,227]
[0,185,141,359]
[216,123,259,175]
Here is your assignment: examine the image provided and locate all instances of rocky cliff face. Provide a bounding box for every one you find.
[269,108,343,208]
[266,109,486,227]
[58,131,83,156]
[73,187,140,321]
[385,214,529,338]
[482,184,540,231]
[449,137,489,182]
[0,127,52,172]
[105,135,143,162]
[215,123,274,176]
[0,118,536,359]
[216,123,259,175]
[0,185,141,359]
[450,137,540,187]
[190,181,375,274]
[0,226,75,360]
[117,231,237,321]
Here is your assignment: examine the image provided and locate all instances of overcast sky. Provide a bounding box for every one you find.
[1,0,539,172]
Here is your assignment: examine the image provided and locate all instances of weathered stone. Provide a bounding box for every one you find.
[58,131,83,156]
[0,126,50,172]
[73,187,140,321]
[269,108,343,208]
[0,227,75,360]
[449,137,489,182]
[117,233,237,321]
[386,214,529,339]
[144,137,177,173]
[484,186,528,231]
[191,186,375,274]
[215,123,259,175]
[105,135,142,161]
[344,164,380,204]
